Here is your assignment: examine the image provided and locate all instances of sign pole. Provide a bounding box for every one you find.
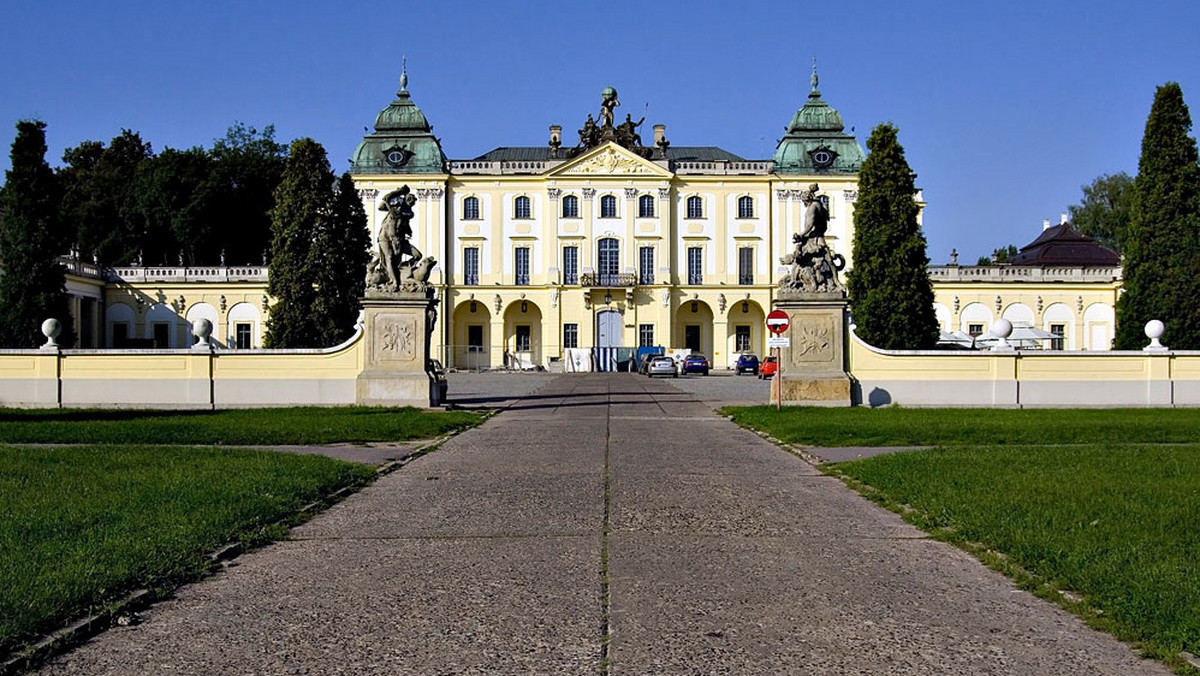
[775,346,782,411]
[766,309,790,410]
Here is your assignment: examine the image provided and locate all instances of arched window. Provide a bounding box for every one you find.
[600,195,617,218]
[463,196,480,220]
[562,194,579,218]
[514,196,531,219]
[686,195,703,219]
[638,194,655,218]
[597,238,619,281]
[737,196,754,219]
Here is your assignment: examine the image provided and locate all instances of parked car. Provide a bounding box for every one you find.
[735,353,759,375]
[637,353,657,374]
[681,354,710,376]
[759,355,778,379]
[647,356,678,378]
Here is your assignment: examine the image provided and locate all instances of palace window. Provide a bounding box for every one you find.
[686,196,703,219]
[515,325,531,352]
[562,246,578,285]
[597,238,619,280]
[638,194,655,218]
[514,247,530,285]
[687,247,703,285]
[737,195,754,219]
[153,322,171,348]
[968,323,985,337]
[463,248,479,286]
[563,323,578,349]
[1050,324,1066,351]
[639,324,655,347]
[639,246,655,285]
[600,195,617,218]
[738,246,754,285]
[735,325,751,352]
[235,323,252,350]
[463,196,480,220]
[514,195,531,219]
[562,195,579,219]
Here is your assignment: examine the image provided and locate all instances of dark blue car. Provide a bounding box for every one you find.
[735,353,759,375]
[682,354,710,375]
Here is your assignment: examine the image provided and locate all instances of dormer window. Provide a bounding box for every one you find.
[809,147,837,170]
[514,196,531,219]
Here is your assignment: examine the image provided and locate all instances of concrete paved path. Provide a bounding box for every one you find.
[42,374,1166,674]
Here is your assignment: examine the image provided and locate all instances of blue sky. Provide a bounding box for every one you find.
[2,0,1198,263]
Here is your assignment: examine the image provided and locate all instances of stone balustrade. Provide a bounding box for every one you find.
[928,265,1122,284]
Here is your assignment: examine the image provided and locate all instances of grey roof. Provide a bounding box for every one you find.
[468,146,751,163]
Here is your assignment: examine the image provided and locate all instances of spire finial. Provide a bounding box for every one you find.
[399,55,409,95]
[810,56,819,92]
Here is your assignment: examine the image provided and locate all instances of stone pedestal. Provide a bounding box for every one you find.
[356,291,443,408]
[775,293,851,406]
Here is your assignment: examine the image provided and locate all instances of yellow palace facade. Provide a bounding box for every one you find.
[349,71,879,370]
[71,70,1121,363]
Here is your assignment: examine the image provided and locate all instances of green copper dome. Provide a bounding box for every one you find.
[785,90,845,133]
[773,66,865,175]
[351,67,446,175]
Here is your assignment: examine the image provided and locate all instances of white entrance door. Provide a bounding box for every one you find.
[597,310,622,348]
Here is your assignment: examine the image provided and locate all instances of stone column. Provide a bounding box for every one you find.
[357,290,443,407]
[774,292,851,406]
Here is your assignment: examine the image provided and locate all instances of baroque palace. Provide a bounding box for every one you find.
[65,68,1122,368]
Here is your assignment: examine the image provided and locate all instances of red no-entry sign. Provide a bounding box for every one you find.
[766,310,790,334]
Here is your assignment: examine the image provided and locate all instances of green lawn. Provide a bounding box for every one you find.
[0,445,375,655]
[0,406,483,445]
[723,405,1200,446]
[726,406,1200,671]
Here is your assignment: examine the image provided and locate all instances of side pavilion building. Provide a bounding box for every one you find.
[350,69,891,370]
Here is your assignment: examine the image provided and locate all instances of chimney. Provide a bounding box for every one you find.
[549,125,561,147]
[1060,212,1068,225]
[653,124,666,146]
[1043,218,1051,231]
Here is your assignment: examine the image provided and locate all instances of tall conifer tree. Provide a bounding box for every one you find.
[265,139,329,348]
[1115,83,1200,349]
[846,123,939,349]
[312,172,369,346]
[0,120,72,347]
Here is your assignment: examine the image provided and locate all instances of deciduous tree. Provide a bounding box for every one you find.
[1069,172,1133,253]
[1115,83,1200,349]
[0,120,73,347]
[846,123,939,349]
[210,123,287,265]
[59,130,152,264]
[129,147,221,266]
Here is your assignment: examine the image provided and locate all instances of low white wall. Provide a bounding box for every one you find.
[848,329,1200,408]
[0,326,366,409]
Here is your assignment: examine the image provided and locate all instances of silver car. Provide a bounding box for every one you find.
[647,356,677,378]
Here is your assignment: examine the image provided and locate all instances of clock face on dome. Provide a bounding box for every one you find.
[810,148,836,169]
